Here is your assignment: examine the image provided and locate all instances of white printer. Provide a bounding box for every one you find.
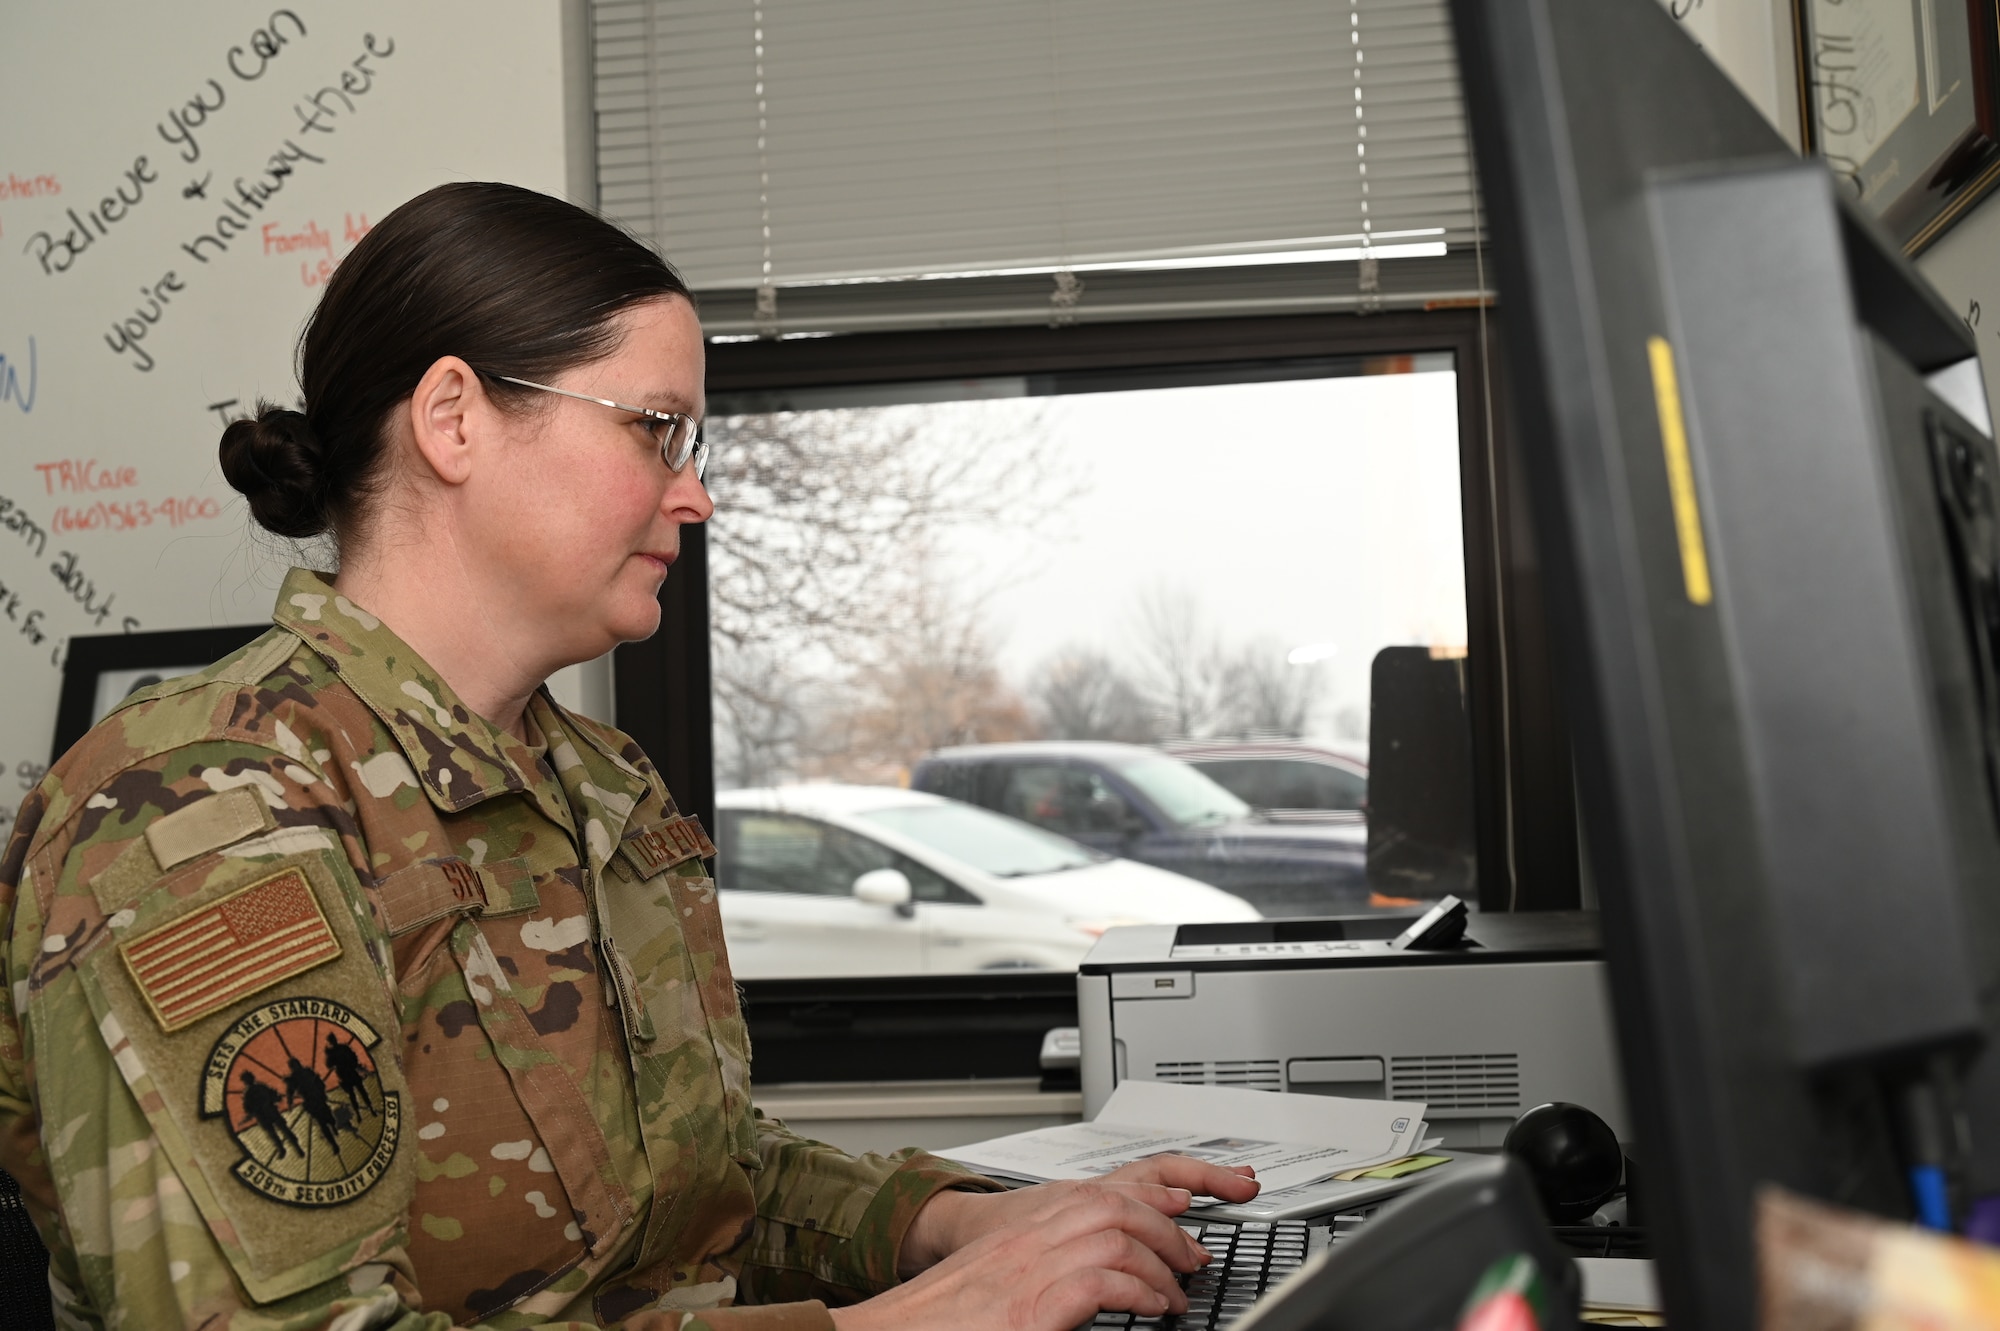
[1077,909,1628,1147]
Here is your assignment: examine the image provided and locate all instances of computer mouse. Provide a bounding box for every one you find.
[1502,1101,1623,1223]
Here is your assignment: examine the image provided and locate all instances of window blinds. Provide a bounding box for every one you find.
[592,0,1485,332]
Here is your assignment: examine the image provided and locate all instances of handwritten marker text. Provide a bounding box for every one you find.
[0,175,60,201]
[262,219,332,257]
[35,460,138,496]
[0,338,34,413]
[23,157,159,276]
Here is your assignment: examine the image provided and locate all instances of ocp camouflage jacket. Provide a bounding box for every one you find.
[0,567,999,1330]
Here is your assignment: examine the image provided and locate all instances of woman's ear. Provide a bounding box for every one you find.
[405,356,484,486]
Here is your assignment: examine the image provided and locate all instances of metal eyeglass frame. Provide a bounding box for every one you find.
[484,372,707,480]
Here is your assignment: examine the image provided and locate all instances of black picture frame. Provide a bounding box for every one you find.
[1798,0,2000,253]
[51,625,268,763]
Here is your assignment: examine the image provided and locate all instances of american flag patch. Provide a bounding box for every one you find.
[121,868,342,1032]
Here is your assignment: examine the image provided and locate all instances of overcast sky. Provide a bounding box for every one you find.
[921,370,1468,739]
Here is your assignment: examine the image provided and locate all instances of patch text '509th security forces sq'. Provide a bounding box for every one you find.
[199,996,403,1207]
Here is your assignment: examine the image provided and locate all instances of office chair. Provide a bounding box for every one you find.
[0,1169,53,1330]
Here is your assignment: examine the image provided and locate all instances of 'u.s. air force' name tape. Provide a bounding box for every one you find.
[619,815,716,880]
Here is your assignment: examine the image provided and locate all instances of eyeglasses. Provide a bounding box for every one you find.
[483,372,707,480]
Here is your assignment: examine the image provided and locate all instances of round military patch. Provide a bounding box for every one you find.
[198,997,402,1207]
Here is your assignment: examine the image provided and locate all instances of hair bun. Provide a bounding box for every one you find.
[219,402,327,538]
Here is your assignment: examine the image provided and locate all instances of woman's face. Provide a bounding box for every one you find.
[465,295,712,664]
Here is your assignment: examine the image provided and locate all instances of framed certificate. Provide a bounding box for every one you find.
[1798,0,2000,253]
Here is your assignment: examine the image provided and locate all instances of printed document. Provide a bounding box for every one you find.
[941,1081,1429,1194]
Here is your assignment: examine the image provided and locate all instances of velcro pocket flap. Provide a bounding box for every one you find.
[72,847,414,1303]
[145,787,275,870]
[480,857,539,915]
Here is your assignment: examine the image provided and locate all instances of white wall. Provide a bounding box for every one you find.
[1916,197,2000,429]
[0,2,605,833]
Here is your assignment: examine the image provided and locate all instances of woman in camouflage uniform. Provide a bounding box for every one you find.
[0,183,1255,1330]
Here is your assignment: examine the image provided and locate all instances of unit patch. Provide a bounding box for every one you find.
[200,997,402,1207]
[121,867,342,1031]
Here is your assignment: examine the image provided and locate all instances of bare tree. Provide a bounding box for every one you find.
[1214,639,1322,738]
[702,402,1060,784]
[1118,590,1332,741]
[711,644,812,789]
[1031,648,1157,742]
[1128,583,1229,739]
[819,562,1036,783]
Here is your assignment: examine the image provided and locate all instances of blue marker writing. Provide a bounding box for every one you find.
[0,338,36,414]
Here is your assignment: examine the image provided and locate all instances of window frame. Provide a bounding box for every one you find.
[614,309,1580,1083]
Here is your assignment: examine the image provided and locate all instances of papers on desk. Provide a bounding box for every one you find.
[940,1081,1435,1197]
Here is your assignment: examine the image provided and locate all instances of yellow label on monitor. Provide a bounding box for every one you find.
[1647,335,1713,606]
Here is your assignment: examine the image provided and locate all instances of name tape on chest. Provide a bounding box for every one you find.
[121,867,342,1031]
[374,857,540,936]
[618,815,716,880]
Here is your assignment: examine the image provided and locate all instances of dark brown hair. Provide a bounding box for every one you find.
[219,181,693,542]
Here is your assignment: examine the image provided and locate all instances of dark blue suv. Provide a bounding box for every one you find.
[910,741,1407,917]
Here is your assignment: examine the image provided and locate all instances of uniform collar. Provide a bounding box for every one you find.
[528,693,654,878]
[272,567,566,820]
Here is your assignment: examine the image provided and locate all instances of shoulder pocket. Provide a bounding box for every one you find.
[71,845,413,1303]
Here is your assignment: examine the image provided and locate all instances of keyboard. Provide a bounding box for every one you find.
[1083,1214,1371,1330]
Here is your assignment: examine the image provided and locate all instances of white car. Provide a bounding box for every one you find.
[714,785,1262,977]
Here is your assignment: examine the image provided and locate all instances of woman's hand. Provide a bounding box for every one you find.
[899,1156,1261,1276]
[830,1156,1259,1331]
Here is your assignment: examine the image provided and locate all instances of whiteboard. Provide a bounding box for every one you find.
[0,1,576,831]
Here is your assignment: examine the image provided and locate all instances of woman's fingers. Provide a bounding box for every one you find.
[1024,1229,1201,1331]
[1063,1226,1191,1314]
[833,1183,1221,1331]
[1039,1267,1177,1329]
[991,1178,1223,1271]
[973,1180,1173,1229]
[1033,1186,1211,1276]
[1101,1153,1263,1202]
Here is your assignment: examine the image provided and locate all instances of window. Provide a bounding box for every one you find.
[1192,755,1369,813]
[859,803,1103,879]
[996,764,1138,840]
[1107,754,1251,830]
[715,808,967,903]
[694,333,1485,977]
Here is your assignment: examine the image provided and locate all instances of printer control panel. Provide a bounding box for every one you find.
[1171,939,1385,962]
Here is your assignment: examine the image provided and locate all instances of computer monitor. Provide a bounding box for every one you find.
[1446,0,2000,1324]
